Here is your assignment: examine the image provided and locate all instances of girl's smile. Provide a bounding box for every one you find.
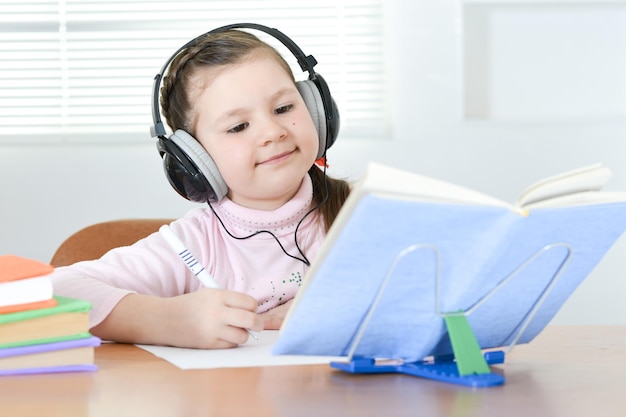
[256,149,296,166]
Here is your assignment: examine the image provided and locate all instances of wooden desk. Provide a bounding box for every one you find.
[0,325,624,417]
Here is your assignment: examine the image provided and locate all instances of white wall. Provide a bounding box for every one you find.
[2,0,626,324]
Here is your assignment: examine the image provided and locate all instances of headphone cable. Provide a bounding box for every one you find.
[206,162,329,266]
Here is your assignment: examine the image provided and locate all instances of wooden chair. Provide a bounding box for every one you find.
[50,219,173,267]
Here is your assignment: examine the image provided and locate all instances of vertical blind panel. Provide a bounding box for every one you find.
[0,0,386,141]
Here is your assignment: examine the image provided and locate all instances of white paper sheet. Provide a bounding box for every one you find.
[136,330,345,370]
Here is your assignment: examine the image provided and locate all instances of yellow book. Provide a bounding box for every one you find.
[0,296,91,348]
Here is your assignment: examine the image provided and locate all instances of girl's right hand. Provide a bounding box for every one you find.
[165,288,263,349]
[91,289,263,349]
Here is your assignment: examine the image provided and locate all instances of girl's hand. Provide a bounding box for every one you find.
[165,288,264,348]
[92,289,263,349]
[260,299,294,330]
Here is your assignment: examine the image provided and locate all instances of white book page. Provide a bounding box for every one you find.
[0,276,53,306]
[524,190,626,210]
[516,164,612,208]
[361,163,510,208]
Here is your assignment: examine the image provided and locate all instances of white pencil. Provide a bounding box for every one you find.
[159,224,259,340]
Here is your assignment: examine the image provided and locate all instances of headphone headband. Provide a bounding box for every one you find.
[151,23,321,139]
[151,23,339,203]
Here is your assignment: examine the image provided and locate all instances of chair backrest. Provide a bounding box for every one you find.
[50,218,173,267]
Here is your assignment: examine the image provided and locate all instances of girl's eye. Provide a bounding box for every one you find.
[275,104,293,114]
[228,122,249,134]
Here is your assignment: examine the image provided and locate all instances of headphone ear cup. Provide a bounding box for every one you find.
[162,130,228,202]
[313,74,340,152]
[297,80,327,160]
[297,78,339,159]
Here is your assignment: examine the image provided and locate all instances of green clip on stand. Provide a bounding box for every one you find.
[330,243,572,388]
[442,313,492,376]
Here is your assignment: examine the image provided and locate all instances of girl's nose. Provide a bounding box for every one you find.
[258,115,287,145]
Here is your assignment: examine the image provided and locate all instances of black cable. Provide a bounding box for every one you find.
[206,162,329,266]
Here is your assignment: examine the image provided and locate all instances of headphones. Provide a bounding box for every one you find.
[150,23,340,203]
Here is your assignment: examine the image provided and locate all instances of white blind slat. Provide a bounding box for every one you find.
[0,0,386,141]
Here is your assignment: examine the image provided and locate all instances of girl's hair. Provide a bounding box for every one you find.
[161,29,351,231]
[308,165,351,231]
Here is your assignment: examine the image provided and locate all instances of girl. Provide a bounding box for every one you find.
[50,27,351,349]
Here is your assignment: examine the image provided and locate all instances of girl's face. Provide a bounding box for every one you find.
[192,53,319,210]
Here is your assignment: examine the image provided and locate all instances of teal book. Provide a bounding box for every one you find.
[0,296,92,349]
[273,163,626,361]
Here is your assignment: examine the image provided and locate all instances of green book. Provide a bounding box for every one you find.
[0,296,92,349]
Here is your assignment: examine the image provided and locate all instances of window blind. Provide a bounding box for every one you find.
[0,0,387,143]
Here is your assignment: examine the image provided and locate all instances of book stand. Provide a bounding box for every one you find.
[330,243,573,388]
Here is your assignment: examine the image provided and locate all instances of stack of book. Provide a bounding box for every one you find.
[0,255,100,376]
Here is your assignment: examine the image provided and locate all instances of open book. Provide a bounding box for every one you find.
[273,163,626,361]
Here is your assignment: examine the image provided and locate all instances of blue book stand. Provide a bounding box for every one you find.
[329,243,572,388]
[330,318,507,388]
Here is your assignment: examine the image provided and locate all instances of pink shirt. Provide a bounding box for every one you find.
[50,175,325,327]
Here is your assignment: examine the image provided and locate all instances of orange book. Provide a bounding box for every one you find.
[0,255,55,309]
[0,299,58,315]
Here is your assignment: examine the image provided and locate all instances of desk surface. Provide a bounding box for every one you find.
[0,325,624,417]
